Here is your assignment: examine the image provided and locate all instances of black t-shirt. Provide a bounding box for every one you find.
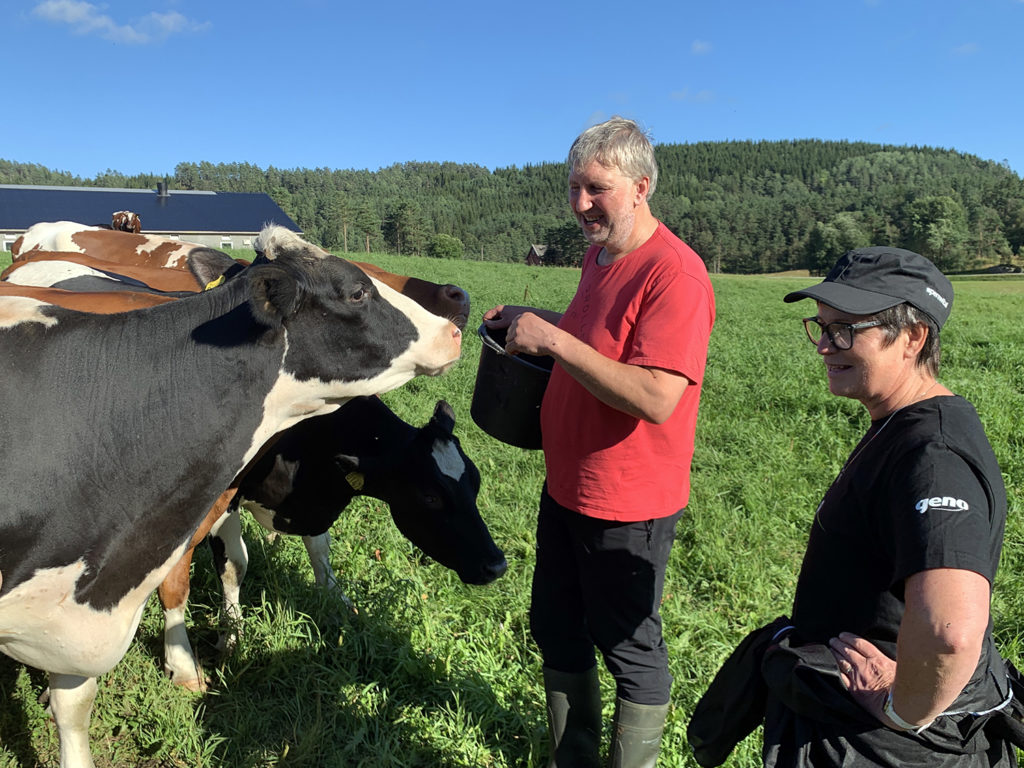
[768,395,1013,768]
[792,395,1007,651]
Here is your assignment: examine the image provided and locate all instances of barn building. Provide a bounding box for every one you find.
[525,244,548,266]
[0,183,300,252]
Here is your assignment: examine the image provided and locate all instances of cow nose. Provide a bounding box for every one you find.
[481,556,508,584]
[443,284,467,304]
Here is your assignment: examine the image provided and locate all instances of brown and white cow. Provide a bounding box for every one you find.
[1,250,211,293]
[0,282,178,312]
[0,225,462,768]
[111,210,141,233]
[12,221,471,329]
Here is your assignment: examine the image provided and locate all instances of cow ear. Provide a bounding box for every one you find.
[247,265,300,327]
[334,453,360,472]
[189,248,243,291]
[333,454,367,491]
[430,400,456,434]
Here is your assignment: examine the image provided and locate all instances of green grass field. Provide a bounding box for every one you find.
[1,253,1022,767]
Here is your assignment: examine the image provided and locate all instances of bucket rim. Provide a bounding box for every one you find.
[477,323,554,373]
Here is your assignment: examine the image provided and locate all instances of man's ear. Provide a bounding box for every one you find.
[247,265,299,327]
[634,176,650,205]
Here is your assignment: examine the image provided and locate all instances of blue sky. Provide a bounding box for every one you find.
[4,0,1023,180]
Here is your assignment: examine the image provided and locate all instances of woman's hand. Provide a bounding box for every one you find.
[829,632,895,724]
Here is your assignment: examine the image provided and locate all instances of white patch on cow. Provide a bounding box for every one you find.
[240,500,281,534]
[369,277,462,377]
[255,225,331,261]
[0,296,59,328]
[432,437,465,481]
[4,260,112,288]
[238,372,344,475]
[136,235,192,269]
[0,541,189,678]
[239,311,460,476]
[15,220,101,254]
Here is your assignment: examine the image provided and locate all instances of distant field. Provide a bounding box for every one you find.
[1,255,1022,767]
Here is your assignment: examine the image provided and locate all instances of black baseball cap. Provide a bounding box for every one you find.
[783,247,953,328]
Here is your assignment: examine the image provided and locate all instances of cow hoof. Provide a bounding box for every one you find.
[165,665,209,693]
[216,631,239,656]
[179,676,208,693]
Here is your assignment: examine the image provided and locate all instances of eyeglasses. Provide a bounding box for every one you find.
[802,317,883,350]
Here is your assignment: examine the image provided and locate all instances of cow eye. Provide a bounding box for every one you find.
[349,287,367,303]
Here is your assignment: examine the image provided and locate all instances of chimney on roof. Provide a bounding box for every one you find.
[157,181,169,197]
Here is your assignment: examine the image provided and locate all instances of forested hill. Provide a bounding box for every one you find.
[3,139,1022,274]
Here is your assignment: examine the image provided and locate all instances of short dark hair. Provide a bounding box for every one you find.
[875,303,941,376]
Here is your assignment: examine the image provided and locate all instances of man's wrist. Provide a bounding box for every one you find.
[882,689,934,733]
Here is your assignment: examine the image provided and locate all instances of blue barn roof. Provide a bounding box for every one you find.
[0,184,301,233]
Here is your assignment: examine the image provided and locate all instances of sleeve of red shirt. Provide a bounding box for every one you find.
[627,260,715,387]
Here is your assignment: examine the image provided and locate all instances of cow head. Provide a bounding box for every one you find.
[352,261,470,330]
[337,400,507,585]
[111,211,142,233]
[250,226,462,398]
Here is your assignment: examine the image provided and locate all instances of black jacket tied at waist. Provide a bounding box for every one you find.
[687,616,1024,768]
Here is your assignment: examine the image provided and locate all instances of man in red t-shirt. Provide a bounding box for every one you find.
[483,116,715,767]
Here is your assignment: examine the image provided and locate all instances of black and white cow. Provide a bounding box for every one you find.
[0,225,462,768]
[160,396,508,687]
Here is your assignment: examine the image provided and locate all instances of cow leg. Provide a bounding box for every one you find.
[155,489,237,691]
[302,533,354,611]
[47,673,97,768]
[157,547,206,691]
[209,505,248,654]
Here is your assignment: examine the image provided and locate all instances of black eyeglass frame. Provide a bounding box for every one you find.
[802,317,884,350]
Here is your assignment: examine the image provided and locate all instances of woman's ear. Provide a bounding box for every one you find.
[904,322,930,359]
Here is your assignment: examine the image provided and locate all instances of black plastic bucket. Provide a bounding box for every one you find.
[471,324,554,450]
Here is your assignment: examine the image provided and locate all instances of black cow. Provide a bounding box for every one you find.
[0,225,462,768]
[160,396,507,688]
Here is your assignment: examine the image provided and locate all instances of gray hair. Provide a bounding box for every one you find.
[875,303,942,377]
[568,116,658,199]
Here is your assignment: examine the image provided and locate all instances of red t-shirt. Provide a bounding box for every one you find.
[540,222,715,521]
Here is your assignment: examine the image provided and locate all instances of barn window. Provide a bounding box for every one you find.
[220,236,233,249]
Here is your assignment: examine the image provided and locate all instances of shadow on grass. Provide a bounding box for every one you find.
[0,534,539,767]
[172,537,541,768]
[0,655,48,767]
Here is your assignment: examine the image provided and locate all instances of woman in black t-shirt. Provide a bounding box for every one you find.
[767,247,1017,767]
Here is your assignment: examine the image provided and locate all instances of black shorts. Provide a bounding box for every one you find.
[529,485,683,705]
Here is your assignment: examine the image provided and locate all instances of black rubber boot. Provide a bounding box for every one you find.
[543,666,603,768]
[606,698,668,768]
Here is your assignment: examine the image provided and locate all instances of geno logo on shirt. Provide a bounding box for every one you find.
[915,496,970,514]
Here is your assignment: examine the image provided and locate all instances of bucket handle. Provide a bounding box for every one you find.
[478,323,554,374]
[478,324,508,356]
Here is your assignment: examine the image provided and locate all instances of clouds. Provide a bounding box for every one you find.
[31,1,209,44]
[668,40,715,103]
[670,88,715,104]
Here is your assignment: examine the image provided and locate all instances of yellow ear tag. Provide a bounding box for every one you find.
[345,471,365,491]
[203,275,226,291]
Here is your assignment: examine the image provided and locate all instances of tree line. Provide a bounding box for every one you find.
[3,138,1022,274]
